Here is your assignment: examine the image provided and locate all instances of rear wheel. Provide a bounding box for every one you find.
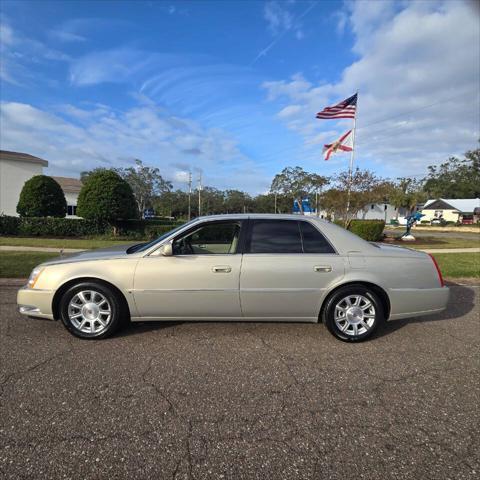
[323,285,384,342]
[59,282,126,339]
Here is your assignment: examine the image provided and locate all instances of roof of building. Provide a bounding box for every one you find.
[423,198,480,213]
[0,150,48,167]
[50,176,83,194]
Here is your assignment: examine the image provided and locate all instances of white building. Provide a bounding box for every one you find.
[356,203,409,224]
[50,176,83,217]
[421,198,480,224]
[0,150,82,217]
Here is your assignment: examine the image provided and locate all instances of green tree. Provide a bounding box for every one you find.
[423,146,480,198]
[323,169,392,220]
[224,189,252,213]
[270,166,329,214]
[17,175,67,218]
[116,159,172,214]
[389,177,427,217]
[77,170,138,227]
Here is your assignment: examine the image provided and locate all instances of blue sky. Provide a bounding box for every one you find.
[1,0,479,193]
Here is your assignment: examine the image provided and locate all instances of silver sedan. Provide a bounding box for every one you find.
[17,214,449,342]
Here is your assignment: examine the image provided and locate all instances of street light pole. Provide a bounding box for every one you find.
[187,172,192,221]
[197,172,202,217]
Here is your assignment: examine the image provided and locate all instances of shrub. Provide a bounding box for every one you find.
[0,216,107,237]
[348,219,385,241]
[18,217,108,237]
[0,215,21,235]
[0,216,181,238]
[77,170,138,223]
[17,175,67,218]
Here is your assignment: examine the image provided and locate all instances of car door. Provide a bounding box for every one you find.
[133,220,244,319]
[240,219,345,320]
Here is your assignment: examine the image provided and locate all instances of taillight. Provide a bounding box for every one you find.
[428,254,445,287]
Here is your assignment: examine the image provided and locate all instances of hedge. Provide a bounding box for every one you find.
[347,219,385,241]
[0,215,182,238]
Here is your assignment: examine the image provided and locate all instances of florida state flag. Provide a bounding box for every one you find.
[323,130,353,161]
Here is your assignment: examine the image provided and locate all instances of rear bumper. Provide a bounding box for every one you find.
[17,287,55,320]
[388,286,450,320]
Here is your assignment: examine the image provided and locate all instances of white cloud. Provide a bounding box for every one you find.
[264,1,295,35]
[0,101,271,193]
[0,18,70,85]
[263,0,480,175]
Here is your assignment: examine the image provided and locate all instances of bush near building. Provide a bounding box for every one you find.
[0,215,181,238]
[348,219,385,241]
[16,175,67,218]
[76,170,138,226]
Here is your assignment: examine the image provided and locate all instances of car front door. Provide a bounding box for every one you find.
[133,220,244,319]
[240,219,345,320]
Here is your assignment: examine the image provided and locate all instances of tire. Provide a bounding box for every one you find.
[322,285,384,342]
[59,282,126,339]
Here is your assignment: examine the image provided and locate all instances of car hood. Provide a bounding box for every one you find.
[40,243,141,266]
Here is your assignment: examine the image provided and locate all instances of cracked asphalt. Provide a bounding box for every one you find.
[1,283,479,480]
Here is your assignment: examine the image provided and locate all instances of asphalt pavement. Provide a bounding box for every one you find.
[0,283,479,480]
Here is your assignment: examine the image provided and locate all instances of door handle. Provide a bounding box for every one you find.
[314,265,332,272]
[212,265,232,273]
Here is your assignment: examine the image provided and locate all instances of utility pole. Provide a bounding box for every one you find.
[187,172,192,221]
[274,192,277,214]
[197,172,202,217]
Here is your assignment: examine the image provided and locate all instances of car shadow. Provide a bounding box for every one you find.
[112,282,477,340]
[116,320,184,338]
[374,282,477,339]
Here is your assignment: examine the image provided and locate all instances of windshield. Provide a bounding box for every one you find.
[127,220,196,254]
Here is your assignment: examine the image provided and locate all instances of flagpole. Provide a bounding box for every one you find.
[345,92,358,224]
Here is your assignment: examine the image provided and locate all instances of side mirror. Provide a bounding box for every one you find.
[159,242,173,256]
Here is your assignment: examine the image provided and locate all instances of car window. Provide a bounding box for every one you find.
[248,220,302,253]
[300,221,335,254]
[127,220,195,254]
[173,222,241,255]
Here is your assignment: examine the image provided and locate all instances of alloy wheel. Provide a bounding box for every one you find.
[333,294,376,337]
[68,290,112,334]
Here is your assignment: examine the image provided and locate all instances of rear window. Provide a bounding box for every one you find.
[247,219,335,254]
[300,221,335,254]
[248,220,302,253]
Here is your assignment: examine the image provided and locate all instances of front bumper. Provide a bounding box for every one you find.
[388,286,450,320]
[17,286,55,320]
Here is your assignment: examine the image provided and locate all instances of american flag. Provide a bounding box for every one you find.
[316,93,357,120]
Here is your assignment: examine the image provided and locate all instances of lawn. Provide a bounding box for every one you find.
[432,252,480,279]
[0,252,61,278]
[385,236,479,250]
[0,236,136,249]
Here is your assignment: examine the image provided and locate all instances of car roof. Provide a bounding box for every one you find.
[195,213,330,223]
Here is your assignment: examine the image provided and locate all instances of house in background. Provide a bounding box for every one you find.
[0,150,48,217]
[421,198,480,224]
[50,176,83,217]
[356,203,409,224]
[0,150,82,217]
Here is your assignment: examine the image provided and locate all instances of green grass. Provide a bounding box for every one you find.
[0,236,135,249]
[432,253,480,278]
[0,252,61,277]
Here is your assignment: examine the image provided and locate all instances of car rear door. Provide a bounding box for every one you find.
[240,219,345,320]
[133,220,244,319]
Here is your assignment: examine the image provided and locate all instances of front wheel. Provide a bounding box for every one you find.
[59,282,126,339]
[322,285,384,342]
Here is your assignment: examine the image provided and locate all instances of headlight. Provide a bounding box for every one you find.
[27,267,44,289]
